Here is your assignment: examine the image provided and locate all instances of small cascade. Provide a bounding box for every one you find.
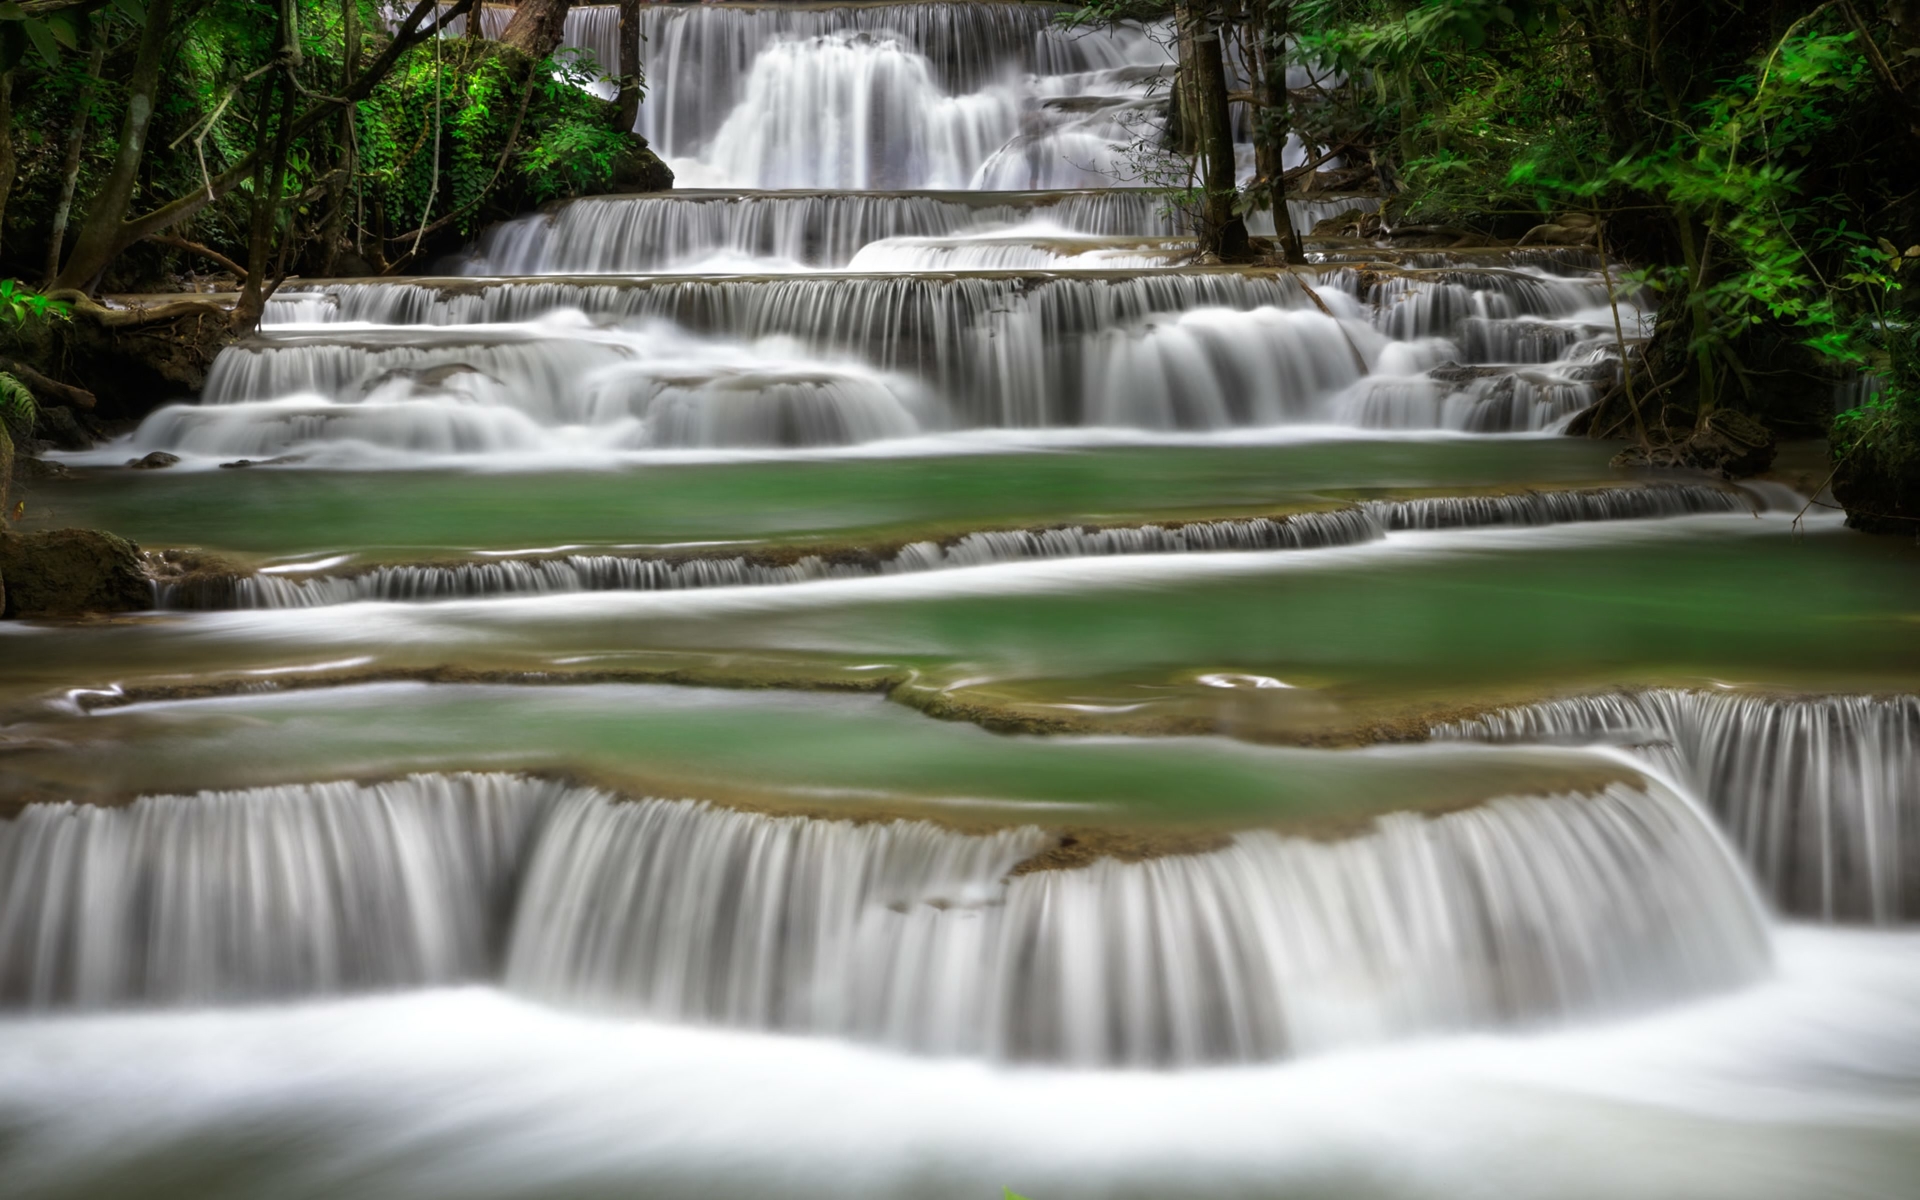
[1,773,1769,1063]
[156,316,936,456]
[1436,691,1920,923]
[0,774,562,1007]
[452,192,1380,277]
[156,485,1749,610]
[506,782,1769,1064]
[457,191,1186,276]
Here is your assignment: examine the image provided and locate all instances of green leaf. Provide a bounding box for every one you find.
[44,8,80,50]
[21,17,57,66]
[0,3,24,20]
[109,0,144,24]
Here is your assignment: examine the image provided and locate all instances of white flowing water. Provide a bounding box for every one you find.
[4,928,1919,1200]
[0,772,1770,1066]
[155,484,1754,609]
[608,4,1172,189]
[1438,691,1920,923]
[457,191,1381,275]
[84,263,1642,464]
[0,774,560,1007]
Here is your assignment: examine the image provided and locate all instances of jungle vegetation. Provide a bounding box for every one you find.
[1076,0,1920,526]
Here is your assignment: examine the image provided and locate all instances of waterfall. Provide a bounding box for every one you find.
[1436,691,1920,923]
[154,485,1752,610]
[458,192,1187,275]
[495,781,1771,1064]
[1,774,1771,1065]
[0,774,563,1007]
[85,265,1648,461]
[602,3,1169,186]
[451,192,1381,277]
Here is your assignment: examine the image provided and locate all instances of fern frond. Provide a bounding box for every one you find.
[0,372,36,440]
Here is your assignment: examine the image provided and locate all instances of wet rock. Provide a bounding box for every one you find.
[1427,362,1511,391]
[127,451,180,470]
[218,455,305,469]
[14,456,71,482]
[611,134,675,193]
[32,405,93,452]
[1832,438,1920,535]
[0,528,152,618]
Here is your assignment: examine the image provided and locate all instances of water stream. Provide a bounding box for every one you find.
[7,2,1920,1196]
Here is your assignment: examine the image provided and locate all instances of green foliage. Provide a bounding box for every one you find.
[353,40,632,245]
[0,370,35,441]
[0,280,71,328]
[1514,26,1879,369]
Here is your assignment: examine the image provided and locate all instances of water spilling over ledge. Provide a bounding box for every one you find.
[152,484,1756,609]
[453,190,1379,275]
[80,265,1637,463]
[1438,691,1920,923]
[0,772,1768,1064]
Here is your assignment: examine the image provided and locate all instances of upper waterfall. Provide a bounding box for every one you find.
[604,3,1172,189]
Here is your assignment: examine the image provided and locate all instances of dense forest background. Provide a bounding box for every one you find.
[2,0,1919,528]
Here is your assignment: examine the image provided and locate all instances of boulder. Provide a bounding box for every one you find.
[0,528,152,618]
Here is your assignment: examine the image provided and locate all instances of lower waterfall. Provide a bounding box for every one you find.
[0,773,1771,1065]
[154,484,1754,609]
[0,774,562,1007]
[1437,691,1920,922]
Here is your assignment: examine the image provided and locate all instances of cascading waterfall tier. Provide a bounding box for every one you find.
[0,774,563,1007]
[591,3,1171,189]
[155,484,1756,610]
[459,191,1182,275]
[0,773,1770,1065]
[1437,691,1920,923]
[453,191,1383,276]
[96,266,1634,461]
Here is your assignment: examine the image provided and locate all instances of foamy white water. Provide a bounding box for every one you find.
[0,927,1914,1199]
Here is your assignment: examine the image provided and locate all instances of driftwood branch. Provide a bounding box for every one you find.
[0,355,97,410]
[44,288,234,329]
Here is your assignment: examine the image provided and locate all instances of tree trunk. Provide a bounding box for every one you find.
[0,72,16,260]
[1249,0,1303,262]
[500,0,574,60]
[53,0,175,292]
[1178,0,1248,259]
[615,0,643,133]
[233,51,302,331]
[320,0,360,276]
[43,26,107,286]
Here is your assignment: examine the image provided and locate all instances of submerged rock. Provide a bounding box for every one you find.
[0,528,152,618]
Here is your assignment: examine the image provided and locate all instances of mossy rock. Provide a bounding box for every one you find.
[0,528,152,618]
[1832,453,1920,534]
